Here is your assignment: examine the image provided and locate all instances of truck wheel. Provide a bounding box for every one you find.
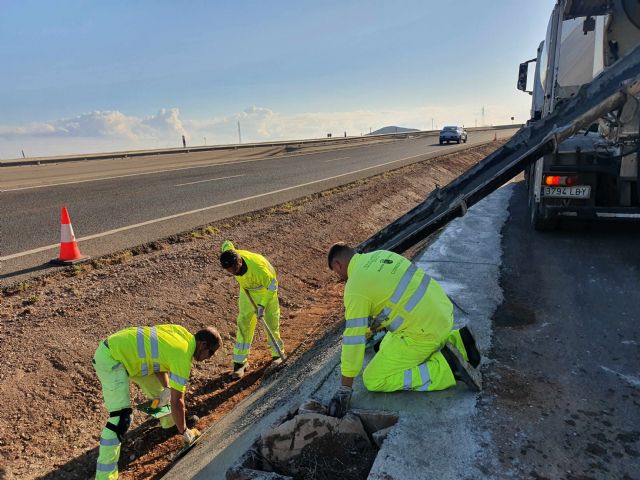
[457,138,461,144]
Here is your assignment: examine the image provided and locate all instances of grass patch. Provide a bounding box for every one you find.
[203,225,219,235]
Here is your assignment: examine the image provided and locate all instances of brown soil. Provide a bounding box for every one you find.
[281,433,377,480]
[0,142,504,480]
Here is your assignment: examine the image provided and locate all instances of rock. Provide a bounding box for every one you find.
[297,399,327,416]
[372,425,394,448]
[260,413,340,464]
[335,412,371,446]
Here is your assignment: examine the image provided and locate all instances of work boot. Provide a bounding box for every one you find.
[441,344,482,392]
[231,362,248,379]
[271,356,283,366]
[459,325,481,368]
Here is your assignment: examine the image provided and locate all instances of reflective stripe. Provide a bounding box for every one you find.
[141,363,149,376]
[417,362,430,392]
[235,342,251,351]
[233,354,247,363]
[153,362,161,373]
[111,362,122,371]
[60,224,75,243]
[149,326,159,358]
[403,369,412,390]
[387,316,404,332]
[345,317,369,329]
[100,437,120,446]
[96,462,118,472]
[267,278,278,291]
[343,335,366,345]
[170,372,187,386]
[136,327,145,358]
[405,273,431,312]
[390,264,417,304]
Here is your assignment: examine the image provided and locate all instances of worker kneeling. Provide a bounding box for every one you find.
[92,324,222,479]
[327,243,482,418]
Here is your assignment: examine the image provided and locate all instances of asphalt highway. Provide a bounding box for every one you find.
[0,129,514,283]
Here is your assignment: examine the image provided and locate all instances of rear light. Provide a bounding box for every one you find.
[544,175,578,186]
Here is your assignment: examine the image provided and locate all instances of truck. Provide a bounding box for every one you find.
[518,0,640,229]
[361,1,640,253]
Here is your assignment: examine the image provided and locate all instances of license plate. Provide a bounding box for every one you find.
[542,185,591,198]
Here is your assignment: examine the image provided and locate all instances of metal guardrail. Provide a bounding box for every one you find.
[0,125,521,167]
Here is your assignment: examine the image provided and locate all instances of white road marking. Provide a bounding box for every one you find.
[1,143,382,192]
[600,366,640,387]
[324,156,350,163]
[174,174,244,187]
[1,150,431,261]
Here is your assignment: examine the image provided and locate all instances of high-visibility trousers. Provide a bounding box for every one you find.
[362,328,471,392]
[232,289,284,365]
[93,344,174,479]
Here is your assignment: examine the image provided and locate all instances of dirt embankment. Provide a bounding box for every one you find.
[0,142,503,479]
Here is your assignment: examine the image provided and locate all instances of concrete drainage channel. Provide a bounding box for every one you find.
[227,399,398,480]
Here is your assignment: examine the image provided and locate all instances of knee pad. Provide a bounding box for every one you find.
[106,407,132,441]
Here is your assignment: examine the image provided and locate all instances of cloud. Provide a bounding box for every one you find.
[0,108,185,140]
[0,102,523,158]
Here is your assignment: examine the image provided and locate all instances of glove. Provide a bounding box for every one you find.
[328,385,352,418]
[183,428,201,445]
[257,305,265,319]
[152,387,171,408]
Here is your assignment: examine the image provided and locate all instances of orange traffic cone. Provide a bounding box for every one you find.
[52,207,89,265]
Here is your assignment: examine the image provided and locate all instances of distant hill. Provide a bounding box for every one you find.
[368,126,420,135]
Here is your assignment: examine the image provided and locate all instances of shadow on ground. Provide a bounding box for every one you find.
[36,368,266,480]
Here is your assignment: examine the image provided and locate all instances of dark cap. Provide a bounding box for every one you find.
[220,249,239,268]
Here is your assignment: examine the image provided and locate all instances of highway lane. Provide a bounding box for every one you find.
[0,129,513,281]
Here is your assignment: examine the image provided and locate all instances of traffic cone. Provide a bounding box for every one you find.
[52,207,89,265]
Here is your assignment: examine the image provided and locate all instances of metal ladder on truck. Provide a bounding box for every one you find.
[359,45,640,253]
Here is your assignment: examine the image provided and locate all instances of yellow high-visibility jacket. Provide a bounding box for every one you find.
[107,324,195,392]
[221,241,278,307]
[341,250,453,377]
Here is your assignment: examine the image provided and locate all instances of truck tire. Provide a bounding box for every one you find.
[457,138,461,144]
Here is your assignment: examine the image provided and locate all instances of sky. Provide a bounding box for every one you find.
[0,0,556,159]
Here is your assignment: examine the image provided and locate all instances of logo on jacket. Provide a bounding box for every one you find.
[382,259,393,264]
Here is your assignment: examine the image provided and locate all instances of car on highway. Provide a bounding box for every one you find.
[439,126,467,144]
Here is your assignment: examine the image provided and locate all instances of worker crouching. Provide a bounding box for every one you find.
[327,243,482,418]
[93,324,221,479]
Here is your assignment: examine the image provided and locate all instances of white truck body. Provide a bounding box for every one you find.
[518,0,640,229]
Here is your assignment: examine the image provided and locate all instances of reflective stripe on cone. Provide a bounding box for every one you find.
[52,207,89,265]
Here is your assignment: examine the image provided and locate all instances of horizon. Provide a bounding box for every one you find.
[0,1,555,159]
